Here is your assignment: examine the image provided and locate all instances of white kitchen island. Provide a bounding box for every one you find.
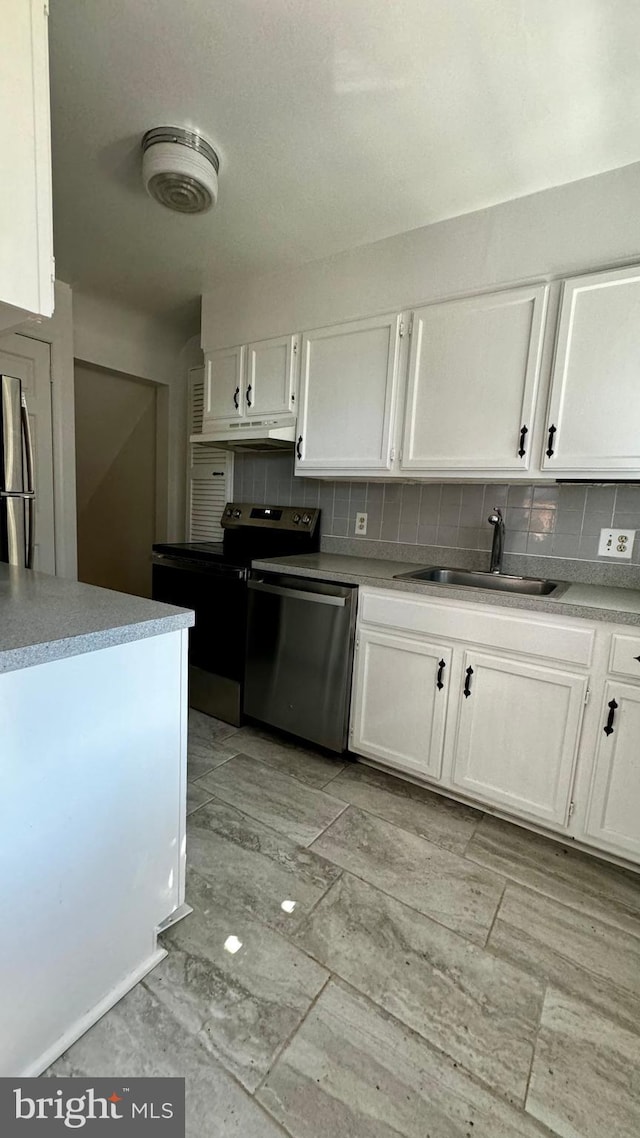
[0,563,194,1076]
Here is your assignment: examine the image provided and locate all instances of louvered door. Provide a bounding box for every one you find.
[187,366,231,540]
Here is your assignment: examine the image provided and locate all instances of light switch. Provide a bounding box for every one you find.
[355,512,368,535]
[597,528,636,559]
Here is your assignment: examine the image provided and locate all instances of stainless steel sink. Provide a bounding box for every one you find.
[393,566,567,597]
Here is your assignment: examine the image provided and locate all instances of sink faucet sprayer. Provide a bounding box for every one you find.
[487,506,505,574]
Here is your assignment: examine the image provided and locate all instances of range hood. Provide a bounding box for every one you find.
[191,417,295,452]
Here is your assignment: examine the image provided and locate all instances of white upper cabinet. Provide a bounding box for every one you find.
[543,264,640,473]
[450,650,586,828]
[0,0,54,331]
[202,334,297,430]
[296,313,404,475]
[401,285,548,473]
[245,334,297,418]
[204,345,245,425]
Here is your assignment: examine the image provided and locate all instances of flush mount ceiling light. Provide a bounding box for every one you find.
[141,126,220,214]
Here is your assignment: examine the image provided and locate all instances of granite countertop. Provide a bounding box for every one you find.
[0,564,194,674]
[251,552,640,627]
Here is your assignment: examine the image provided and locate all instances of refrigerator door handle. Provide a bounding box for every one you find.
[20,394,36,568]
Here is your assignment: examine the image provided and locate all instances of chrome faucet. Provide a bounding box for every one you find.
[487,506,505,574]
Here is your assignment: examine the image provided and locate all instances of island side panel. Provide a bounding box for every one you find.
[0,628,187,1076]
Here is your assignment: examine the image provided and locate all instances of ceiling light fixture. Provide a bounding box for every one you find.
[141,126,220,214]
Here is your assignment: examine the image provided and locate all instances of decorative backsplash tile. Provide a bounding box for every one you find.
[233,453,640,566]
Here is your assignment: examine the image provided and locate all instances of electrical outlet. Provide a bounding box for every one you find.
[597,528,636,559]
[355,511,368,536]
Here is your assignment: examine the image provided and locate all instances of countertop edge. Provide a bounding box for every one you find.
[251,556,640,627]
[0,610,195,675]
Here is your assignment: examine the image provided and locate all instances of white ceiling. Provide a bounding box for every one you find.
[49,0,640,326]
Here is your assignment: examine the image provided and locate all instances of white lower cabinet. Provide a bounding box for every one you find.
[351,587,640,868]
[450,651,587,827]
[583,682,640,860]
[351,628,451,780]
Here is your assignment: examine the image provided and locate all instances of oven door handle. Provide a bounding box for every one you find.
[248,579,347,607]
[151,554,246,579]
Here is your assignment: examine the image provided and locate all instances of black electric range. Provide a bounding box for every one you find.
[152,503,320,724]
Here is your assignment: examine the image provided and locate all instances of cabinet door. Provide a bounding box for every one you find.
[246,334,297,418]
[297,313,402,473]
[351,628,452,781]
[204,346,245,424]
[543,265,640,472]
[0,1,54,326]
[584,682,640,861]
[451,651,586,826]
[401,285,547,472]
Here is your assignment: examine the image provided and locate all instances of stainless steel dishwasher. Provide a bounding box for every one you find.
[244,571,358,752]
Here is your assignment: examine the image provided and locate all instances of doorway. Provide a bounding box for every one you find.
[74,363,158,597]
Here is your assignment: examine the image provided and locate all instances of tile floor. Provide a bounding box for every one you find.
[49,710,640,1138]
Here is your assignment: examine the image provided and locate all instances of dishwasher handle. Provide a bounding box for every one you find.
[248,578,348,607]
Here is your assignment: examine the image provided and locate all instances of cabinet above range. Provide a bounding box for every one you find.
[195,333,299,450]
[197,261,640,479]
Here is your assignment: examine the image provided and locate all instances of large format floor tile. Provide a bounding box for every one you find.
[466,814,640,937]
[186,781,215,815]
[293,873,543,1103]
[327,762,482,854]
[228,725,347,788]
[48,983,287,1138]
[311,806,505,943]
[526,989,640,1138]
[197,753,346,845]
[145,868,328,1091]
[489,884,640,1031]
[187,797,342,934]
[189,708,240,744]
[258,980,553,1138]
[187,734,240,783]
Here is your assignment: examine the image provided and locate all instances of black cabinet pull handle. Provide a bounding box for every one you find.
[603,698,618,736]
[518,424,528,458]
[296,435,303,461]
[233,386,240,409]
[463,666,474,698]
[634,655,640,663]
[546,424,557,458]
[436,659,446,691]
[246,384,252,407]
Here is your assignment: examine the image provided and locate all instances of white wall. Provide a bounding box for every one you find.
[202,161,640,349]
[73,290,197,540]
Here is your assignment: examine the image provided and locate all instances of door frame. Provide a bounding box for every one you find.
[14,281,76,578]
[74,361,166,563]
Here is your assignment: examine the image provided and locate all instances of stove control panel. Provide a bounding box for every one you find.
[221,503,320,533]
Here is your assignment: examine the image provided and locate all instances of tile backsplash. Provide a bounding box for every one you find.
[233,453,640,567]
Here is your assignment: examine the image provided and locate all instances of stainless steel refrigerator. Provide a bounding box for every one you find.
[0,373,35,568]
